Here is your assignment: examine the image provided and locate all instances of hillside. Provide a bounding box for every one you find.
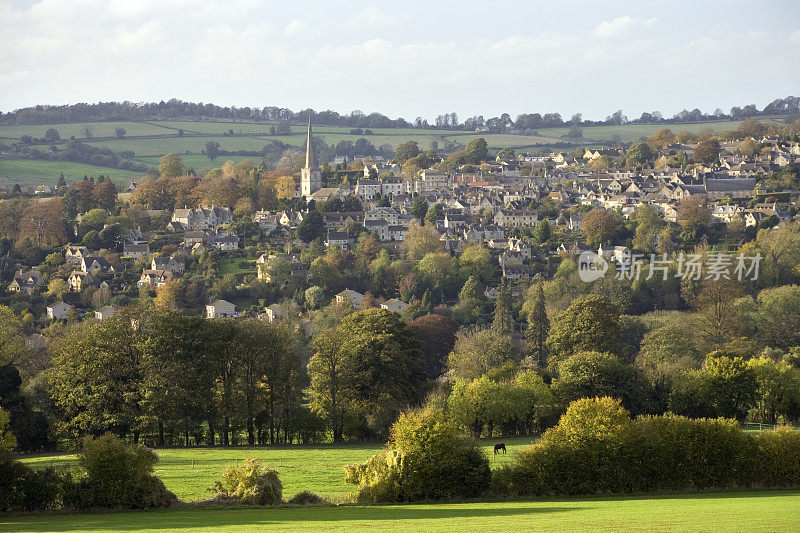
[0,117,787,189]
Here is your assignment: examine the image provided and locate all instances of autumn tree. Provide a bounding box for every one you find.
[676,196,711,240]
[690,354,758,421]
[395,140,421,165]
[737,139,759,158]
[154,281,182,309]
[625,142,654,167]
[632,203,662,252]
[589,155,613,171]
[463,138,488,164]
[17,199,67,247]
[403,221,443,260]
[459,244,494,282]
[0,198,29,240]
[693,139,721,166]
[741,222,800,286]
[158,153,186,179]
[275,176,296,200]
[43,128,60,142]
[581,208,619,246]
[234,320,300,445]
[448,328,518,380]
[533,219,551,243]
[297,211,325,243]
[647,128,675,149]
[91,180,117,211]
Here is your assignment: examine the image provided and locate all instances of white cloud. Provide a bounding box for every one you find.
[0,1,796,121]
[593,16,657,39]
[285,18,307,35]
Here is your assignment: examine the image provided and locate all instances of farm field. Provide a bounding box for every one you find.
[0,158,139,189]
[1,490,798,532]
[0,116,789,188]
[21,438,531,502]
[133,154,264,173]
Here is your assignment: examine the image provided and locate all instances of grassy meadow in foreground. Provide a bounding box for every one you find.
[1,490,799,532]
[21,438,532,502]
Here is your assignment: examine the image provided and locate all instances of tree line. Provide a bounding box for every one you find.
[3,96,796,131]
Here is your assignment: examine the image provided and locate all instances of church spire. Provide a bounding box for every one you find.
[301,115,322,198]
[304,116,317,170]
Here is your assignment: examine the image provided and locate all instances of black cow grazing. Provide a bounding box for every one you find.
[494,442,506,455]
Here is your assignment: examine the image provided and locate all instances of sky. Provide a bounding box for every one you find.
[1,0,799,122]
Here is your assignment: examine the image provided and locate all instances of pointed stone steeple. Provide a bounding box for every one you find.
[301,116,322,198]
[304,116,317,170]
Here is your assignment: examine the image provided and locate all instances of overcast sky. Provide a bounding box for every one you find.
[1,0,799,122]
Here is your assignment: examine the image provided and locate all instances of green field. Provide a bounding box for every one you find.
[1,490,798,532]
[13,440,800,531]
[21,438,531,502]
[0,159,140,189]
[0,117,788,188]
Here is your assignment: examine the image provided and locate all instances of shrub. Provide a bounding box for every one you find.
[0,449,68,512]
[211,457,282,505]
[495,397,800,497]
[751,426,800,486]
[287,490,328,505]
[67,434,177,509]
[344,407,490,502]
[0,406,16,451]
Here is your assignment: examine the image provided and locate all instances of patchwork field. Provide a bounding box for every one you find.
[0,116,789,188]
[1,490,798,532]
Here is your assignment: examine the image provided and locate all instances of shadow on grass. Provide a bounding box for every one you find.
[0,504,581,532]
[545,487,800,504]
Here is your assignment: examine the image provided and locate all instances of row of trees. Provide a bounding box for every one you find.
[4,96,796,129]
[48,307,304,447]
[30,306,446,447]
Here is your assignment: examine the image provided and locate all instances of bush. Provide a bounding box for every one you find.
[287,490,329,505]
[494,397,800,497]
[751,426,800,486]
[211,457,282,505]
[0,449,67,512]
[344,408,491,502]
[67,434,177,509]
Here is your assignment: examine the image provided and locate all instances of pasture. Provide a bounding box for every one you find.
[0,159,139,189]
[1,490,799,532]
[21,438,530,502]
[0,116,789,188]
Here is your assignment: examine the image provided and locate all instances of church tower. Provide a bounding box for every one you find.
[301,117,322,198]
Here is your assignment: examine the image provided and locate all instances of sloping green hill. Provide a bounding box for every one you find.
[0,117,786,188]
